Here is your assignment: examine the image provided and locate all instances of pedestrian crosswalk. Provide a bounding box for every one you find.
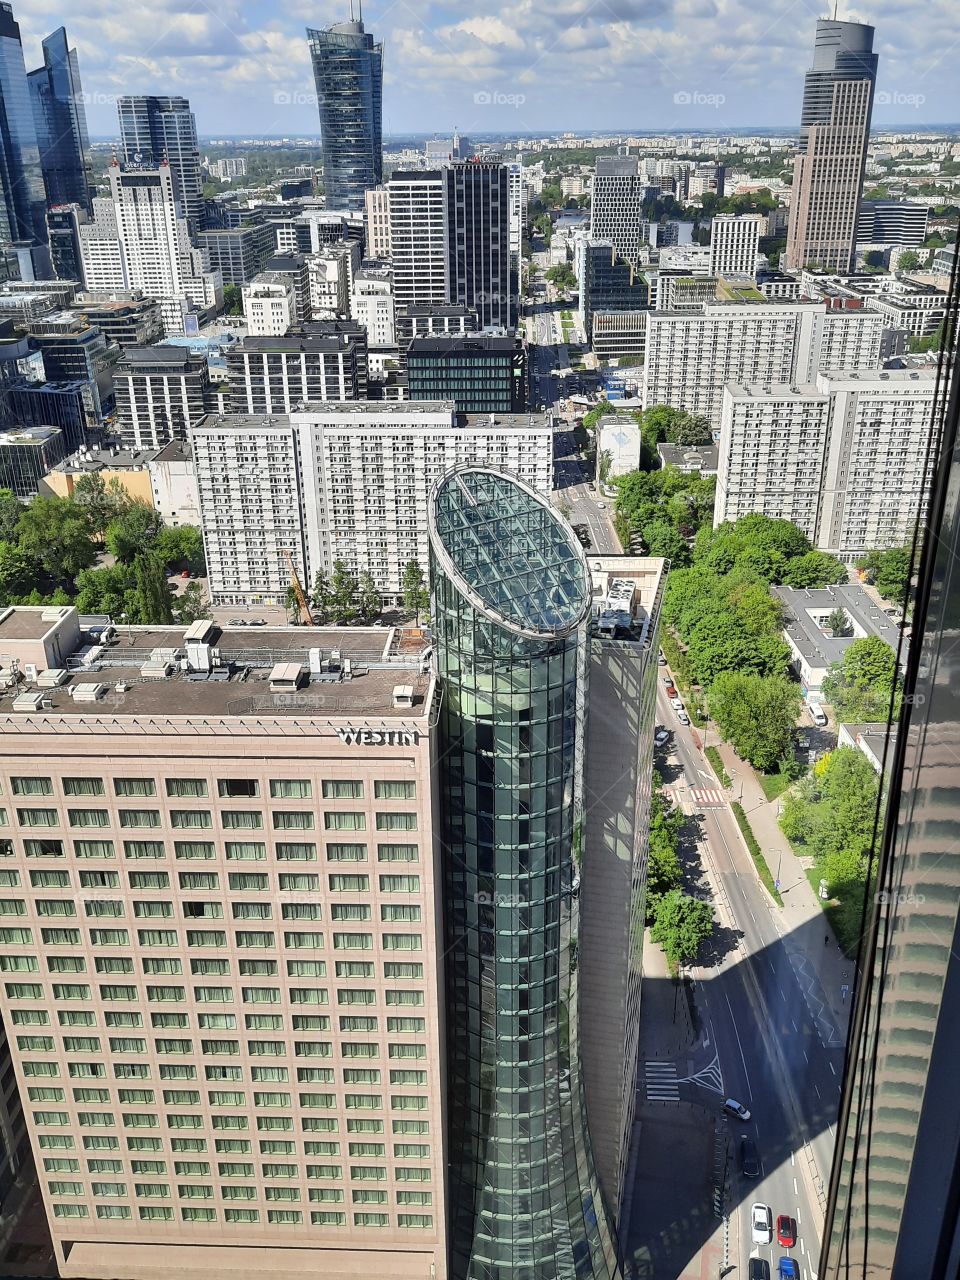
[644,1061,679,1101]
[690,787,726,807]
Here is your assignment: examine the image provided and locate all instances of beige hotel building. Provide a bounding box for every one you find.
[0,606,445,1280]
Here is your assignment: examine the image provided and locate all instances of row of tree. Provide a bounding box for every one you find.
[301,559,430,626]
[645,775,715,973]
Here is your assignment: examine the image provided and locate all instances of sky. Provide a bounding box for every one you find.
[11,0,958,139]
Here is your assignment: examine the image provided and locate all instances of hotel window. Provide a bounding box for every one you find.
[222,811,263,831]
[275,843,316,861]
[114,779,157,798]
[325,844,366,861]
[166,779,208,799]
[20,808,60,827]
[270,780,312,799]
[324,813,365,831]
[62,778,105,797]
[377,844,418,862]
[11,778,53,796]
[76,840,115,859]
[171,811,213,830]
[66,810,109,829]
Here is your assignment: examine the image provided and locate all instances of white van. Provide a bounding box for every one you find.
[807,703,828,727]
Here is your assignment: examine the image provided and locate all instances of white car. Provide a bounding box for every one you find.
[670,697,684,711]
[677,711,690,726]
[654,728,670,746]
[751,1202,773,1246]
[597,502,607,509]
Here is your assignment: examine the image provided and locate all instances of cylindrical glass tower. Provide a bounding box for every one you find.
[429,467,620,1280]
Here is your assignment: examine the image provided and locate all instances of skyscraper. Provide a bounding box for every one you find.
[444,160,515,330]
[785,19,877,273]
[820,296,960,1278]
[386,171,448,313]
[430,468,622,1280]
[0,2,50,279]
[591,156,650,267]
[117,96,204,234]
[307,17,383,213]
[28,27,94,213]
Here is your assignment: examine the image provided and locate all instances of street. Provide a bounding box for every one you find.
[553,425,620,554]
[626,684,851,1280]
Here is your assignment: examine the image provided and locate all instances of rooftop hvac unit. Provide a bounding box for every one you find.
[37,668,69,688]
[393,684,414,709]
[12,690,49,712]
[23,664,38,683]
[72,682,108,703]
[186,642,213,673]
[140,660,174,679]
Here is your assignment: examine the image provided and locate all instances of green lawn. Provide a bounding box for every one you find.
[758,770,799,802]
[804,867,862,958]
[705,746,731,789]
[732,803,784,907]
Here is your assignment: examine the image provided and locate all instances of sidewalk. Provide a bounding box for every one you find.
[709,736,854,1035]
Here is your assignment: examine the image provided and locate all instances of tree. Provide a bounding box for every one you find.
[155,525,206,575]
[641,519,689,565]
[71,472,128,540]
[897,249,921,272]
[74,563,139,619]
[175,581,211,624]
[651,891,715,974]
[134,552,174,625]
[0,489,22,543]
[105,503,163,563]
[822,635,902,721]
[826,607,851,637]
[329,560,357,624]
[582,400,618,431]
[781,550,847,588]
[858,546,911,604]
[357,571,381,621]
[708,671,802,771]
[546,263,576,291]
[223,283,244,316]
[402,560,429,622]
[18,496,97,582]
[0,541,35,602]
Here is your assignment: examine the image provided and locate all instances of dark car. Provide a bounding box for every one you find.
[740,1136,760,1179]
[777,1215,796,1247]
[748,1262,771,1280]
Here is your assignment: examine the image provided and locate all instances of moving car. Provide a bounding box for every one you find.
[654,728,671,747]
[751,1202,773,1246]
[776,1216,796,1248]
[597,502,606,509]
[723,1097,751,1121]
[740,1136,760,1179]
[658,653,668,666]
[777,1260,799,1279]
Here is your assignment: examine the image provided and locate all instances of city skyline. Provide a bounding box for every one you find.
[2,2,956,137]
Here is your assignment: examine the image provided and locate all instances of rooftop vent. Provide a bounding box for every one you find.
[269,662,305,693]
[72,682,107,703]
[37,668,69,688]
[393,684,414,709]
[12,690,49,712]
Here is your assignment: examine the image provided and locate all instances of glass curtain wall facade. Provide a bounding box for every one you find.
[307,21,383,214]
[0,2,50,277]
[429,467,619,1280]
[28,27,94,213]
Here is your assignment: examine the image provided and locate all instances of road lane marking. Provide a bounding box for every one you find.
[791,1152,795,1166]
[802,1048,808,1063]
[829,1061,836,1075]
[723,989,752,1100]
[801,1240,806,1256]
[791,1019,798,1032]
[814,1084,821,1099]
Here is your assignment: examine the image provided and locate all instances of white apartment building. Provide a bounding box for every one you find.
[386,175,448,314]
[643,301,885,426]
[78,164,222,337]
[307,244,360,320]
[716,368,937,557]
[709,214,765,278]
[364,187,391,260]
[351,270,395,349]
[243,276,297,337]
[193,403,554,606]
[0,605,447,1280]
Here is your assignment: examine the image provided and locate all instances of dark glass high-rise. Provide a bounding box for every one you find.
[0,2,50,278]
[429,467,619,1280]
[117,95,204,234]
[28,26,94,213]
[307,17,383,213]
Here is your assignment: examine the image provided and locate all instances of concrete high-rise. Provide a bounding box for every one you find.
[0,2,51,279]
[307,18,383,213]
[385,172,447,313]
[708,213,765,279]
[444,160,515,330]
[785,20,877,273]
[27,27,93,214]
[117,96,204,234]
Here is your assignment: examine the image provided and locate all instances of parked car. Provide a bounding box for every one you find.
[751,1203,773,1246]
[777,1260,799,1280]
[248,618,266,627]
[677,711,690,725]
[723,1097,751,1121]
[228,618,246,627]
[597,502,606,509]
[658,653,668,666]
[181,570,191,579]
[740,1136,760,1179]
[662,676,674,687]
[670,697,684,711]
[776,1216,796,1248]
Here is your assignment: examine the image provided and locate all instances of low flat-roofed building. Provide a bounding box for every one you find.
[773,583,905,696]
[657,443,719,474]
[838,720,899,773]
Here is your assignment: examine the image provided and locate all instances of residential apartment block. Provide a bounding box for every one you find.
[192,403,553,605]
[708,214,765,279]
[223,324,368,416]
[643,301,885,426]
[715,368,937,557]
[0,605,446,1280]
[114,346,214,451]
[386,173,447,314]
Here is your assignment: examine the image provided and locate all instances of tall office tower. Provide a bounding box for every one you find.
[643,301,884,427]
[114,346,213,449]
[0,3,51,280]
[307,17,383,213]
[856,200,929,248]
[507,161,525,290]
[364,186,391,259]
[576,238,648,339]
[0,604,447,1280]
[194,404,553,604]
[708,213,765,279]
[117,96,204,234]
[820,319,960,1278]
[224,322,368,414]
[444,160,514,330]
[785,19,877,273]
[77,163,222,336]
[591,156,650,267]
[27,27,94,213]
[386,172,447,313]
[46,204,87,284]
[716,369,938,556]
[430,469,626,1280]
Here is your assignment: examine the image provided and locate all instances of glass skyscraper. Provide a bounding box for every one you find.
[430,468,619,1280]
[307,18,383,213]
[0,2,50,278]
[117,95,204,234]
[28,26,94,213]
[821,278,960,1277]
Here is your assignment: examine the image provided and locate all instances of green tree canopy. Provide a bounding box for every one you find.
[402,560,429,621]
[0,488,22,543]
[0,541,36,602]
[650,891,715,974]
[357,571,382,621]
[71,472,131,540]
[223,283,244,316]
[822,635,902,721]
[897,250,921,271]
[781,550,847,589]
[18,496,97,582]
[329,561,358,624]
[546,263,576,291]
[708,671,802,771]
[105,503,163,563]
[857,546,912,604]
[155,525,206,575]
[175,581,211,624]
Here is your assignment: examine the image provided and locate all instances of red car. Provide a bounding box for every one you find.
[776,1216,796,1248]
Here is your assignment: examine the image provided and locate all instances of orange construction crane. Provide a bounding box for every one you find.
[283,549,314,626]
